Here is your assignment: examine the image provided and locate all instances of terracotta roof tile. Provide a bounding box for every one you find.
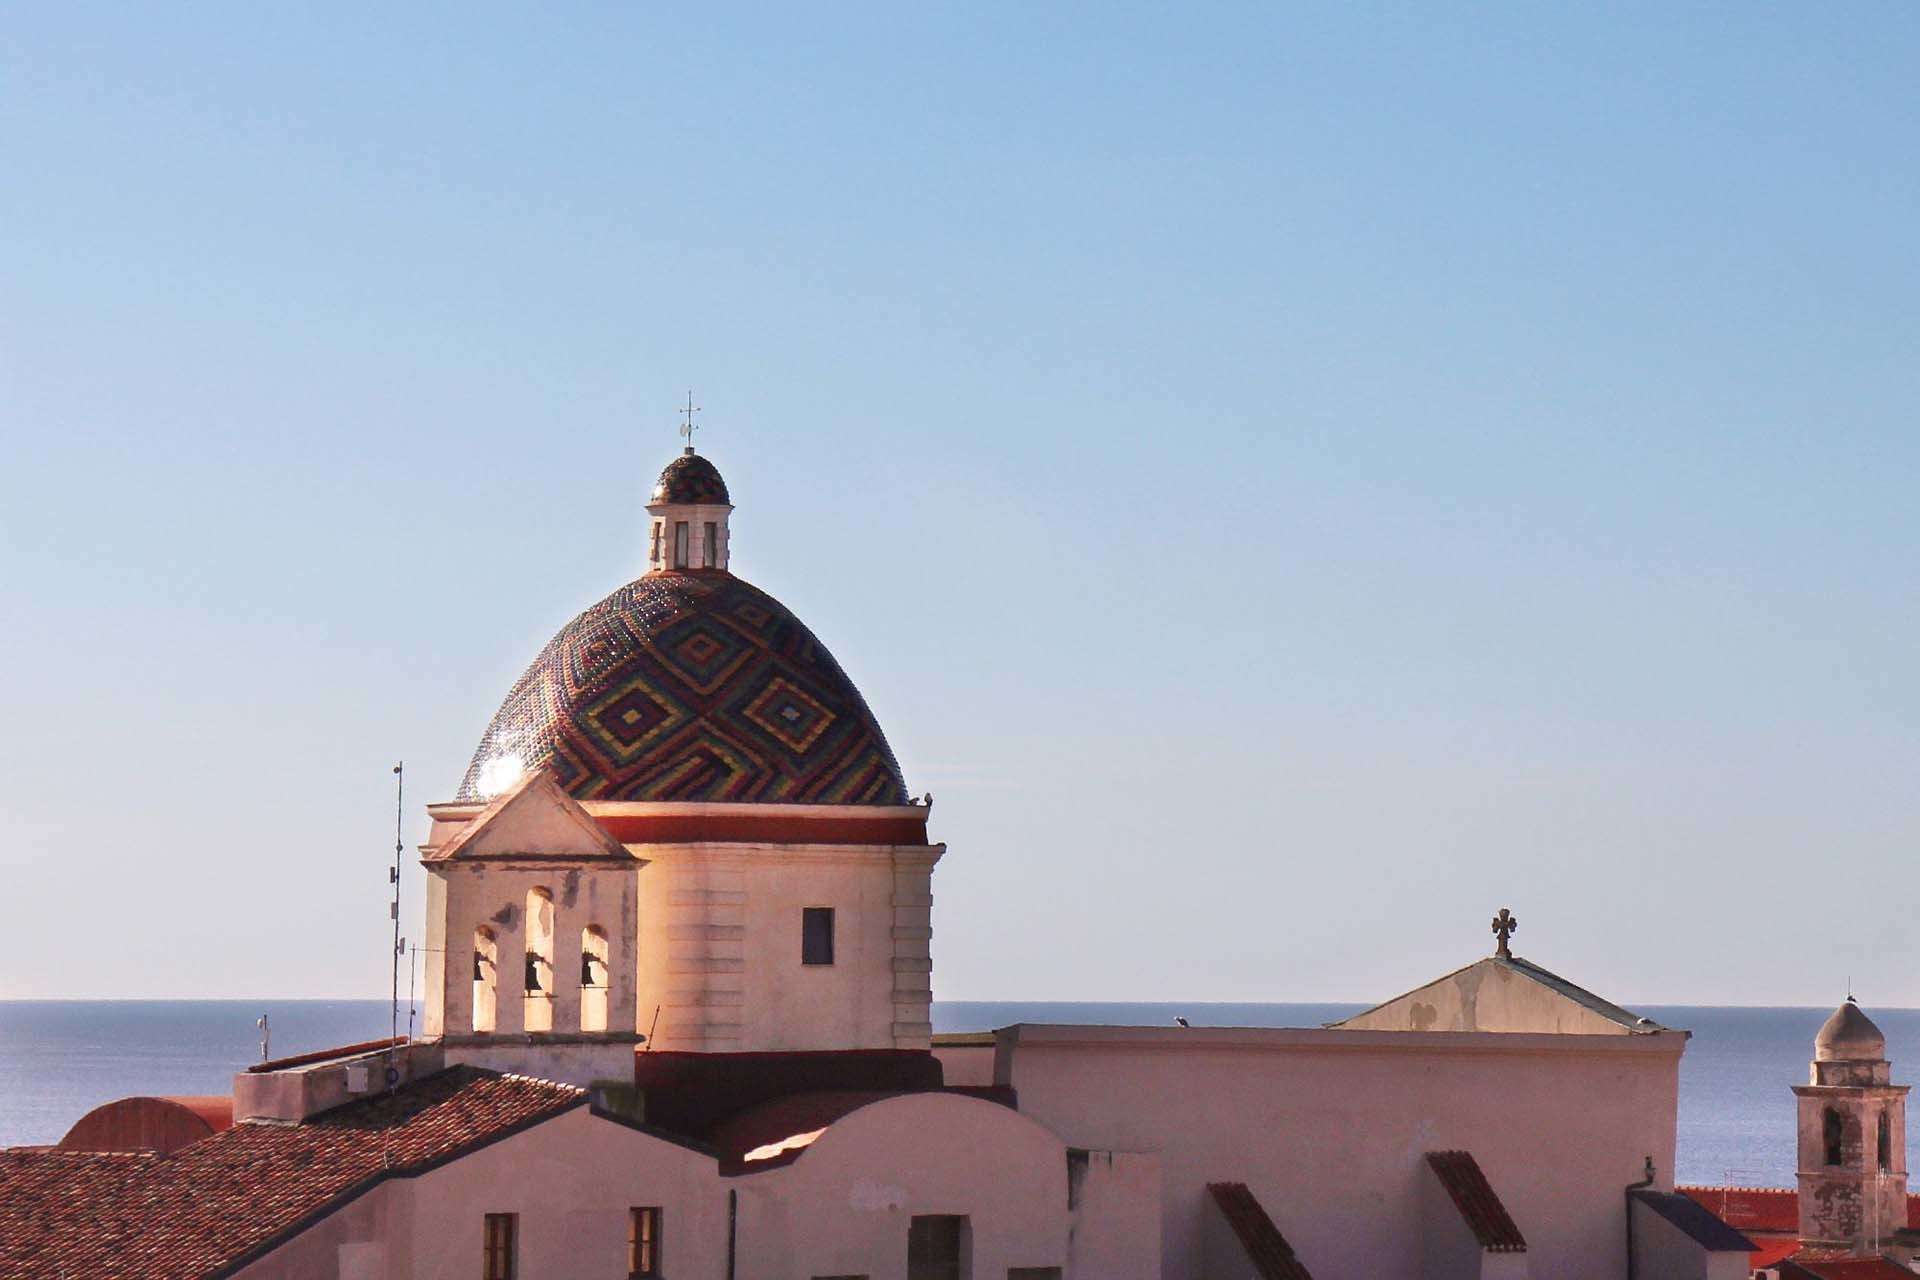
[1206,1182,1315,1280]
[1680,1184,1920,1234]
[1779,1258,1920,1280]
[1425,1151,1525,1252]
[0,1067,583,1280]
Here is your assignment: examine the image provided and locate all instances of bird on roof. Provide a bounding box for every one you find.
[1175,1017,1190,1028]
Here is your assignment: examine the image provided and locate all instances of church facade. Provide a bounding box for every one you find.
[4,445,1767,1280]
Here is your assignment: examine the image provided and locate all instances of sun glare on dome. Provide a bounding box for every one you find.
[475,753,524,799]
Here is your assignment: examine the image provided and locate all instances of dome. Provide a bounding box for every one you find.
[652,450,731,505]
[1815,999,1886,1062]
[458,572,908,805]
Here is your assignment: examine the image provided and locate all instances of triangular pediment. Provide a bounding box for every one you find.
[1331,955,1660,1036]
[428,770,633,862]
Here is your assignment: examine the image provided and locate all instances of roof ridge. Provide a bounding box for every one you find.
[497,1072,587,1095]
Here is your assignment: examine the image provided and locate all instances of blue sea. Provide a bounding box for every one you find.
[0,1000,1889,1186]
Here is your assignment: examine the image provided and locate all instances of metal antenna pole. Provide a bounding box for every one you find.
[389,763,404,1091]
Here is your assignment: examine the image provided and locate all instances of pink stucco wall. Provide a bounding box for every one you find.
[237,1107,727,1280]
[236,1092,1159,1279]
[734,1092,1140,1279]
[997,1024,1684,1280]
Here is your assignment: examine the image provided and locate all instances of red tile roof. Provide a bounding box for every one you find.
[1680,1185,1800,1234]
[1680,1184,1920,1234]
[1206,1182,1315,1280]
[1,1067,584,1280]
[1425,1151,1526,1252]
[1779,1259,1920,1280]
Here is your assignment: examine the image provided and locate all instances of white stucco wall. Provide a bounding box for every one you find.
[1068,1149,1162,1280]
[933,1042,996,1086]
[634,843,938,1053]
[232,1092,1159,1280]
[433,859,639,1040]
[732,1092,1092,1280]
[997,1025,1684,1280]
[237,1106,729,1280]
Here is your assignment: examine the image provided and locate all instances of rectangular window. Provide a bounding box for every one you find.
[802,907,835,966]
[629,1206,661,1278]
[1008,1271,1062,1279]
[482,1213,516,1280]
[908,1214,967,1280]
[704,520,718,567]
[650,521,662,566]
[673,522,689,569]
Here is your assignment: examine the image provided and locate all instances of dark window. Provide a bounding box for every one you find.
[1009,1271,1062,1280]
[802,907,835,966]
[908,1214,966,1280]
[483,1213,516,1280]
[673,521,689,569]
[629,1206,661,1278]
[704,521,718,567]
[1825,1107,1845,1166]
[1880,1112,1892,1168]
[650,521,662,566]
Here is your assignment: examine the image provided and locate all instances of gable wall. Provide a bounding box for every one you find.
[1000,1028,1683,1280]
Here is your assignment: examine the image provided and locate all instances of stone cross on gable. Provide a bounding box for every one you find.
[1491,908,1518,959]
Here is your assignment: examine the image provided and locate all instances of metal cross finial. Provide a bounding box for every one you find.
[1491,908,1518,959]
[679,391,701,452]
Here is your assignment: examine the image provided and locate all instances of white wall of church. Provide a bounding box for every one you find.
[634,843,937,1052]
[731,1093,1113,1280]
[998,1025,1684,1280]
[238,1107,729,1280]
[430,861,638,1040]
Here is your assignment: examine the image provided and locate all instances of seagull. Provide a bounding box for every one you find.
[1175,1017,1190,1028]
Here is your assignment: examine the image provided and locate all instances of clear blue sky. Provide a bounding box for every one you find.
[3,4,1915,1004]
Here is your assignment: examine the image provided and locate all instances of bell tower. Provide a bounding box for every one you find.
[1794,998,1909,1253]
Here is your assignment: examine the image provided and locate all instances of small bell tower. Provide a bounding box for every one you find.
[646,395,733,574]
[1794,998,1909,1253]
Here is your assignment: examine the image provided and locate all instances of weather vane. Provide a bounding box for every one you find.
[679,391,701,451]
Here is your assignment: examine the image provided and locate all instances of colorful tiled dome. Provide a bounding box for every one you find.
[651,450,731,505]
[457,572,907,805]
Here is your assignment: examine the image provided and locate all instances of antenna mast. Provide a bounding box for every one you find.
[389,763,405,1088]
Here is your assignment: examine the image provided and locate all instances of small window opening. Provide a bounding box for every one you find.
[802,907,835,966]
[483,1213,517,1280]
[581,925,609,1034]
[1825,1107,1845,1166]
[703,520,718,567]
[908,1215,968,1280]
[1879,1111,1892,1169]
[649,521,662,567]
[472,927,498,1034]
[673,521,689,569]
[1009,1270,1063,1280]
[629,1206,662,1278]
[524,887,554,1033]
